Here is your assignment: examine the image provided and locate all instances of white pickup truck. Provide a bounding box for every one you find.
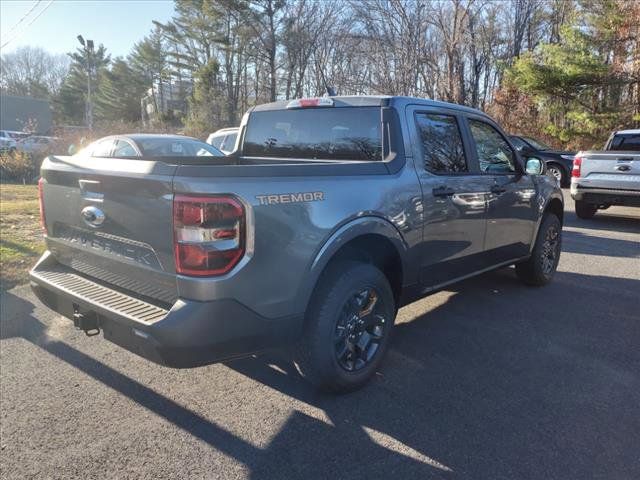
[571,129,640,218]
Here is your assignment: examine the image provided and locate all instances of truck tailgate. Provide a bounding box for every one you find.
[578,151,640,191]
[40,155,178,304]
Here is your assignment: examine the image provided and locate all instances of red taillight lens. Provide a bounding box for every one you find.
[572,156,582,178]
[38,177,48,235]
[173,195,245,276]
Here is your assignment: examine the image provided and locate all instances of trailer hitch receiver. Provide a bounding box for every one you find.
[72,304,101,337]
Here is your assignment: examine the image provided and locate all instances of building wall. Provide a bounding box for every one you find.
[0,95,53,134]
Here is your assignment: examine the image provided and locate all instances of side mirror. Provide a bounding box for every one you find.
[525,157,545,175]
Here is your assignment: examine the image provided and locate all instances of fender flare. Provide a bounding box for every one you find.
[530,188,564,253]
[293,216,411,314]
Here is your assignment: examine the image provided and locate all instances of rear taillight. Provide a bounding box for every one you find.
[38,177,48,235]
[572,156,582,178]
[173,195,245,276]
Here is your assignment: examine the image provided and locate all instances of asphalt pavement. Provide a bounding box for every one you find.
[1,192,639,479]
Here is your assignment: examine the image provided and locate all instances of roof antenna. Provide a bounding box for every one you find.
[316,59,336,97]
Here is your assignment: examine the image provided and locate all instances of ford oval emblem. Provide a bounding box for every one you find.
[81,205,105,228]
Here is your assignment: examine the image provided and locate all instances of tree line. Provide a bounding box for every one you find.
[1,0,638,148]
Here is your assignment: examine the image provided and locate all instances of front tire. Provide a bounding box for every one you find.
[575,200,597,219]
[516,213,562,286]
[296,261,396,393]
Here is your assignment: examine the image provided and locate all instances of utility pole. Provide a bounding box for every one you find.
[77,35,94,131]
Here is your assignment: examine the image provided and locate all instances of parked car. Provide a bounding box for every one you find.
[571,129,640,218]
[0,130,19,152]
[31,96,563,392]
[509,135,576,187]
[17,136,60,156]
[206,127,239,154]
[74,134,224,158]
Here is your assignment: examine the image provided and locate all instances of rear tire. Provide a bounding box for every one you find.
[546,163,566,187]
[575,200,597,219]
[516,213,562,286]
[296,261,396,393]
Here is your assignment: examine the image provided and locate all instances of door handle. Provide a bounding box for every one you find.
[490,185,507,194]
[432,186,455,197]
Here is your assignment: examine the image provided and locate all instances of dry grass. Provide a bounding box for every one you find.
[0,184,44,290]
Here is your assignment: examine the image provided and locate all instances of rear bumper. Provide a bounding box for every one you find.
[570,183,640,207]
[29,251,302,368]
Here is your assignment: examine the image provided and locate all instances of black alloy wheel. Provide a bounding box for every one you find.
[334,287,387,372]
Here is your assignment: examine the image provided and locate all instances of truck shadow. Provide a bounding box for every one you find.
[560,229,640,258]
[1,291,451,479]
[226,268,640,479]
[563,209,640,234]
[2,271,639,478]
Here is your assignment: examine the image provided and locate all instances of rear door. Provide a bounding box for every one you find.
[41,144,179,304]
[465,116,537,263]
[406,106,489,287]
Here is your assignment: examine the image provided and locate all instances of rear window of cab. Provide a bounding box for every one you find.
[243,107,382,161]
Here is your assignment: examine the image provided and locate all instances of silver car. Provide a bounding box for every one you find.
[206,127,239,154]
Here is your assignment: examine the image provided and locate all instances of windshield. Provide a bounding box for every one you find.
[522,136,551,150]
[137,138,223,157]
[243,107,382,161]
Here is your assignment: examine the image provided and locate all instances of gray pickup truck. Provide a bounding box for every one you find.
[30,96,563,392]
[571,129,640,219]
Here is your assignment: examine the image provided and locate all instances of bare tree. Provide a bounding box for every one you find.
[0,46,70,98]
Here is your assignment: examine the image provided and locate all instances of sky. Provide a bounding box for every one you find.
[0,0,175,58]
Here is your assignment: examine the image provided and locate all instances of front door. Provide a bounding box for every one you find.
[465,117,537,263]
[406,107,489,288]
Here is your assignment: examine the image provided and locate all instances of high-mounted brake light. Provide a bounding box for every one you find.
[286,97,334,109]
[38,177,48,235]
[572,155,582,178]
[173,195,245,276]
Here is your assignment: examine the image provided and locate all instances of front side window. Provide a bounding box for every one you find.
[469,120,516,173]
[415,113,467,173]
[243,107,382,161]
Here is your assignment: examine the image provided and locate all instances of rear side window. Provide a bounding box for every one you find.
[210,135,224,149]
[138,138,223,157]
[221,132,238,152]
[609,134,640,151]
[113,139,138,157]
[509,136,528,151]
[415,113,467,173]
[243,107,382,161]
[91,139,114,157]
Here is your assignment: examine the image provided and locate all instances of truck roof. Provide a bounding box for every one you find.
[613,129,640,135]
[251,95,488,117]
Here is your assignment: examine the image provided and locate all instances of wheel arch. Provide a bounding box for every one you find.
[545,196,564,225]
[295,217,410,314]
[529,193,564,255]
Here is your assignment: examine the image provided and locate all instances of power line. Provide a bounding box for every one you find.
[1,0,42,40]
[1,0,55,51]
